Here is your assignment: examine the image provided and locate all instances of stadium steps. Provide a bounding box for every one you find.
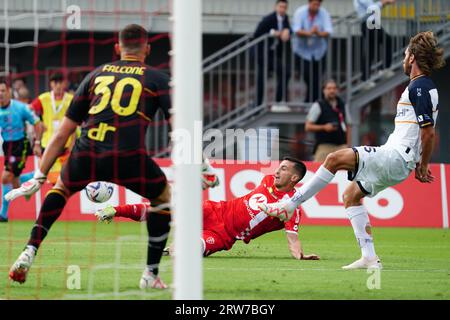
[202,19,450,144]
[350,21,450,111]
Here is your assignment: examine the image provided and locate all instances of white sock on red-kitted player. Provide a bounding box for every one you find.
[282,165,335,213]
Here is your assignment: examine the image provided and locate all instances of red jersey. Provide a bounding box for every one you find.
[219,175,301,243]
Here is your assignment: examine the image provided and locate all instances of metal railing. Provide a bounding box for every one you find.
[201,0,450,131]
[149,0,450,157]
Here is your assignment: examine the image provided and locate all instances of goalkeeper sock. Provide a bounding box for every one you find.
[27,190,67,250]
[146,212,171,276]
[286,165,335,211]
[115,203,150,221]
[346,205,377,259]
[0,184,12,219]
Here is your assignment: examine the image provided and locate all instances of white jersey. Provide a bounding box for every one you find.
[384,75,439,166]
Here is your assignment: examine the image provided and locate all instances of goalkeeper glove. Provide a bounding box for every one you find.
[202,158,219,190]
[5,170,46,201]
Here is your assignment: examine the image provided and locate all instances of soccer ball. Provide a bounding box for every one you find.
[84,181,114,203]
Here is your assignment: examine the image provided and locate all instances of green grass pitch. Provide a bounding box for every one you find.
[1,221,449,300]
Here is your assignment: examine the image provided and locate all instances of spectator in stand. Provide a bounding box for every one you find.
[12,78,28,100]
[17,86,31,104]
[292,0,333,103]
[254,0,292,107]
[305,79,350,162]
[67,71,85,94]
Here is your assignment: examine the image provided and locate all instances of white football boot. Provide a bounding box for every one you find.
[258,202,295,222]
[139,268,168,289]
[342,256,382,270]
[9,247,36,283]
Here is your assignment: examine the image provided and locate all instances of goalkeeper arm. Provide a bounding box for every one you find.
[38,116,78,175]
[5,116,78,201]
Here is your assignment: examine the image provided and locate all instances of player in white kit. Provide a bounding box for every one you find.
[259,31,446,269]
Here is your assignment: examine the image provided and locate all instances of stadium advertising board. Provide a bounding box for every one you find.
[3,158,449,228]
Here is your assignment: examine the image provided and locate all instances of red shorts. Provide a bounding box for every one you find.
[202,201,235,256]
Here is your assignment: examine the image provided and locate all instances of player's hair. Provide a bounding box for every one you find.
[276,0,288,4]
[119,24,148,54]
[408,31,446,75]
[322,78,337,90]
[308,0,322,3]
[50,72,64,82]
[0,77,10,88]
[12,77,26,84]
[283,156,307,182]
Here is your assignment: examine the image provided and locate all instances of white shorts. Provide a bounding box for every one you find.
[349,146,412,197]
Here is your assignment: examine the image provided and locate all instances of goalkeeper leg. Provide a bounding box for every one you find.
[9,179,71,283]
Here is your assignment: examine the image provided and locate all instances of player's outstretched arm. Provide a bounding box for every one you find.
[286,232,320,260]
[5,116,78,201]
[415,125,435,183]
[38,116,78,174]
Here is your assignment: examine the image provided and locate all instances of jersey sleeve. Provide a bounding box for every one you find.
[284,209,300,234]
[20,103,39,125]
[65,70,96,124]
[322,9,333,34]
[145,71,171,120]
[30,97,43,118]
[292,8,303,33]
[306,102,321,122]
[409,86,434,128]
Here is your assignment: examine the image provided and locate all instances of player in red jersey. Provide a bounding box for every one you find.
[96,157,319,260]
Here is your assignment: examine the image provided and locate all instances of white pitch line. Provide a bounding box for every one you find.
[203,267,450,273]
[2,242,449,249]
[0,265,447,273]
[441,164,449,229]
[62,289,171,300]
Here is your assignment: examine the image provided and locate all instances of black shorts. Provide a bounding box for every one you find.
[2,139,29,177]
[25,137,33,156]
[60,144,167,200]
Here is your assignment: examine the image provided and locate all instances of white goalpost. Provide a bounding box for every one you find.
[171,0,203,299]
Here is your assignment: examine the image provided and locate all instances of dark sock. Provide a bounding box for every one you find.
[28,190,67,250]
[146,213,171,276]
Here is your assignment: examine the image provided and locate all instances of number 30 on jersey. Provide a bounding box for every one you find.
[88,76,142,116]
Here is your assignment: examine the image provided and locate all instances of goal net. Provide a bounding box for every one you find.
[0,0,178,300]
